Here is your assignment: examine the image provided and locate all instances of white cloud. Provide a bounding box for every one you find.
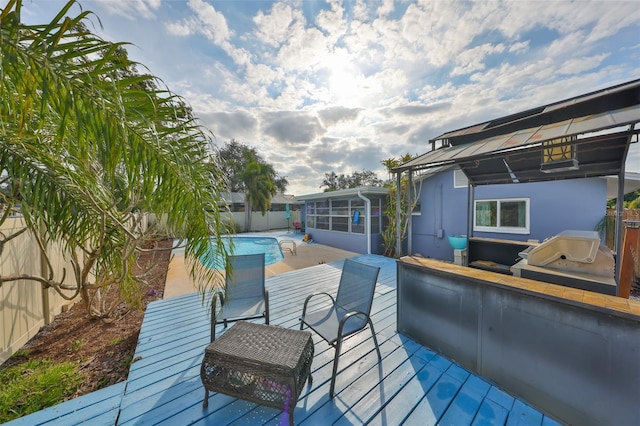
[187,0,232,45]
[253,3,303,48]
[558,53,610,75]
[451,43,507,76]
[95,0,160,20]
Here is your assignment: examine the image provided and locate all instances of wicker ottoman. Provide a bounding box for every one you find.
[201,321,314,425]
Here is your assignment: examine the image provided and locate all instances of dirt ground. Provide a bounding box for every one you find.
[0,239,172,398]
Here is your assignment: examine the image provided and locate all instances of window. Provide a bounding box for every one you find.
[351,199,365,234]
[331,200,349,232]
[370,199,381,234]
[306,197,384,234]
[474,198,529,234]
[306,201,327,230]
[454,169,469,188]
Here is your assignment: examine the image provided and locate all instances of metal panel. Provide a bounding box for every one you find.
[397,263,480,371]
[397,259,640,426]
[481,290,640,425]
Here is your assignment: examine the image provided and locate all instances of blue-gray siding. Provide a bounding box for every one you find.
[411,171,606,261]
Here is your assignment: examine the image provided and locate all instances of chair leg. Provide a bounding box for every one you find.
[368,319,382,361]
[329,339,342,398]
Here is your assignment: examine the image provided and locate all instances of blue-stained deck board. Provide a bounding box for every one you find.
[3,381,125,426]
[5,254,560,425]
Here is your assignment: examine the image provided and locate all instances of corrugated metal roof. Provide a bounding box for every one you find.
[394,104,640,185]
[428,79,640,147]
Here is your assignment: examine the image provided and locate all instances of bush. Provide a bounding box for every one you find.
[223,219,242,234]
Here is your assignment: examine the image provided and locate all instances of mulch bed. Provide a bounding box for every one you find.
[0,239,172,398]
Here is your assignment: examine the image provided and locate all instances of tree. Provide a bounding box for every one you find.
[0,0,229,317]
[320,170,382,191]
[216,140,288,193]
[215,140,286,231]
[380,154,418,257]
[240,161,277,231]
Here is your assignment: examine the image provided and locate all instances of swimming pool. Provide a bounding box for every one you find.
[201,236,284,269]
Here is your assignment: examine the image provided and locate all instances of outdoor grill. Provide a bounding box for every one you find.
[511,230,617,295]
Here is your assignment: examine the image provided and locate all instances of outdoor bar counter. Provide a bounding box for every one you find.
[397,256,640,426]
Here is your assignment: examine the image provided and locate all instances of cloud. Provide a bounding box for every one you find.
[201,111,258,143]
[317,107,362,127]
[386,103,450,117]
[252,3,303,48]
[95,0,160,20]
[260,111,325,146]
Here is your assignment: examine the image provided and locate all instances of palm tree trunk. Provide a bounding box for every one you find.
[244,198,252,232]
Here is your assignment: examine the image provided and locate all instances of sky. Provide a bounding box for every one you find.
[18,0,640,195]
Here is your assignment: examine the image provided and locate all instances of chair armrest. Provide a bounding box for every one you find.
[337,310,370,337]
[301,291,335,317]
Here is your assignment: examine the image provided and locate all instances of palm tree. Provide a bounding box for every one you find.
[240,161,276,232]
[0,0,228,316]
[380,154,418,257]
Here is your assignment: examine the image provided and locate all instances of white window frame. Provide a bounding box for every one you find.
[473,198,530,234]
[454,169,469,188]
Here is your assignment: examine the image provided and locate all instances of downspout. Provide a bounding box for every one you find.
[407,170,413,255]
[395,172,402,257]
[357,191,372,254]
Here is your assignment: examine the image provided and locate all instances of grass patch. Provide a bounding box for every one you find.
[0,359,82,423]
[68,339,84,352]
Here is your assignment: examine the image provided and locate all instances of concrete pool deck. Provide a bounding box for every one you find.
[163,230,360,298]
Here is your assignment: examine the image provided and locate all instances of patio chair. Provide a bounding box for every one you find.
[210,253,269,341]
[299,258,381,397]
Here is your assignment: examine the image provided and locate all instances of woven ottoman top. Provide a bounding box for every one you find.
[205,321,313,370]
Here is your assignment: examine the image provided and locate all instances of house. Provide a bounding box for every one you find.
[409,165,608,262]
[394,78,640,289]
[295,187,389,254]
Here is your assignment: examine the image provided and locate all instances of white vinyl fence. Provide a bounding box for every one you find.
[0,209,293,364]
[1,217,79,363]
[223,210,301,232]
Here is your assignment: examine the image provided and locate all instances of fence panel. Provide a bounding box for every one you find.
[1,218,78,364]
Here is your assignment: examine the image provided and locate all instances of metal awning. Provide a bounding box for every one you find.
[394,104,640,185]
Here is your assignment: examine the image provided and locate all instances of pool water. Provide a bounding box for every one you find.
[201,236,284,269]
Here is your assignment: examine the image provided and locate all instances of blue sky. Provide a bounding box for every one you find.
[19,0,640,195]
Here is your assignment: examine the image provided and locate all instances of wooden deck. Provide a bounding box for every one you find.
[6,255,561,425]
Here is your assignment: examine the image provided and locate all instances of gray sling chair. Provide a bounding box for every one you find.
[210,253,269,342]
[299,258,381,397]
